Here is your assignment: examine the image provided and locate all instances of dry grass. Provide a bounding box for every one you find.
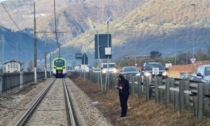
[70,75,210,126]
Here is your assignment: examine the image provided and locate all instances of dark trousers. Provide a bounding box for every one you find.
[119,94,129,116]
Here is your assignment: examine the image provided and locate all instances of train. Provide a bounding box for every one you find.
[52,57,67,78]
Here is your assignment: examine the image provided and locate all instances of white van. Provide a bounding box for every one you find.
[101,62,117,74]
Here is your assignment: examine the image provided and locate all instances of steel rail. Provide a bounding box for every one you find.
[63,79,77,126]
[15,79,56,126]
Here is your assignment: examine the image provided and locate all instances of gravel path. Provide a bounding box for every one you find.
[65,78,113,126]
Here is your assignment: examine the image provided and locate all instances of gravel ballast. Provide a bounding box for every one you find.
[65,78,113,126]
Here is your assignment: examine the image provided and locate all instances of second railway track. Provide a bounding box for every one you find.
[15,78,76,126]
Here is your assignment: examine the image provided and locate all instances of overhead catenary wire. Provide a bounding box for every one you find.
[1,3,45,55]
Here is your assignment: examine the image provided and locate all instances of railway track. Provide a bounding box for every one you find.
[14,78,77,126]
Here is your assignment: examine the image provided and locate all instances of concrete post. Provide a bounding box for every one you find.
[44,68,47,80]
[192,96,198,117]
[158,77,163,104]
[170,78,175,102]
[131,76,134,96]
[197,83,203,120]
[154,76,159,104]
[184,80,190,106]
[143,77,146,94]
[179,80,184,113]
[175,92,179,111]
[165,78,170,106]
[138,76,142,100]
[20,72,23,89]
[0,76,2,94]
[146,77,150,101]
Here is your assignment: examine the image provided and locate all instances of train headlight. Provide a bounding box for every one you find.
[62,66,66,69]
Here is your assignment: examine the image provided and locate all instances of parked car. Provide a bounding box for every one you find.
[101,62,117,74]
[190,64,210,83]
[141,62,168,77]
[120,66,140,76]
[93,68,101,73]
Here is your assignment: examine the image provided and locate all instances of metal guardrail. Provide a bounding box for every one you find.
[71,71,210,120]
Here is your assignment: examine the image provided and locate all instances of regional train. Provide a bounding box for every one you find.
[52,57,67,78]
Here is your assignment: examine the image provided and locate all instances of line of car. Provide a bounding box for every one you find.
[120,62,168,78]
[92,61,169,78]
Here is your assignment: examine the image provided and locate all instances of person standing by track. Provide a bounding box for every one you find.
[115,74,130,117]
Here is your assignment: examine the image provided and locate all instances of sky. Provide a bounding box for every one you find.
[0,0,7,2]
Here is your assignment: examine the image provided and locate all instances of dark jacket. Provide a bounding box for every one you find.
[118,79,130,95]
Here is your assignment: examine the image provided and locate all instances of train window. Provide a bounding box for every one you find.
[54,59,65,67]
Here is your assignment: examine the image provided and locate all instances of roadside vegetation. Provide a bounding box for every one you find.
[115,49,210,69]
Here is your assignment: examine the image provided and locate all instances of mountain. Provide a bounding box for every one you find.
[56,0,210,65]
[0,0,148,44]
[1,0,210,66]
[0,26,58,67]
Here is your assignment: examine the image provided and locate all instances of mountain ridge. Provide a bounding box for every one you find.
[55,0,210,65]
[0,0,147,44]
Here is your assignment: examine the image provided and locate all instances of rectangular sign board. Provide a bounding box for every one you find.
[95,34,112,59]
[75,53,83,59]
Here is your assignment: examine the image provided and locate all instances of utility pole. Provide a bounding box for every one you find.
[17,41,19,62]
[0,36,4,73]
[34,2,37,83]
[96,33,103,91]
[44,41,47,79]
[54,0,60,57]
[174,23,177,65]
[50,53,52,76]
[105,16,111,90]
[191,3,195,59]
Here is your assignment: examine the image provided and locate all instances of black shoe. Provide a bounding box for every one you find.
[120,115,126,117]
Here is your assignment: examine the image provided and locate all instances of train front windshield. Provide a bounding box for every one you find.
[54,59,65,67]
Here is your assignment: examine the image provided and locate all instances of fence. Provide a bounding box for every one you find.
[0,72,50,93]
[72,71,210,120]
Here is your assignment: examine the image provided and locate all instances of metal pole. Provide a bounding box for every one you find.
[84,54,86,81]
[44,41,47,79]
[50,53,52,76]
[135,57,136,66]
[2,36,4,73]
[17,41,19,62]
[54,0,60,57]
[185,16,189,64]
[106,17,111,90]
[192,4,195,58]
[97,34,100,88]
[34,2,37,83]
[174,23,177,65]
[97,34,103,90]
